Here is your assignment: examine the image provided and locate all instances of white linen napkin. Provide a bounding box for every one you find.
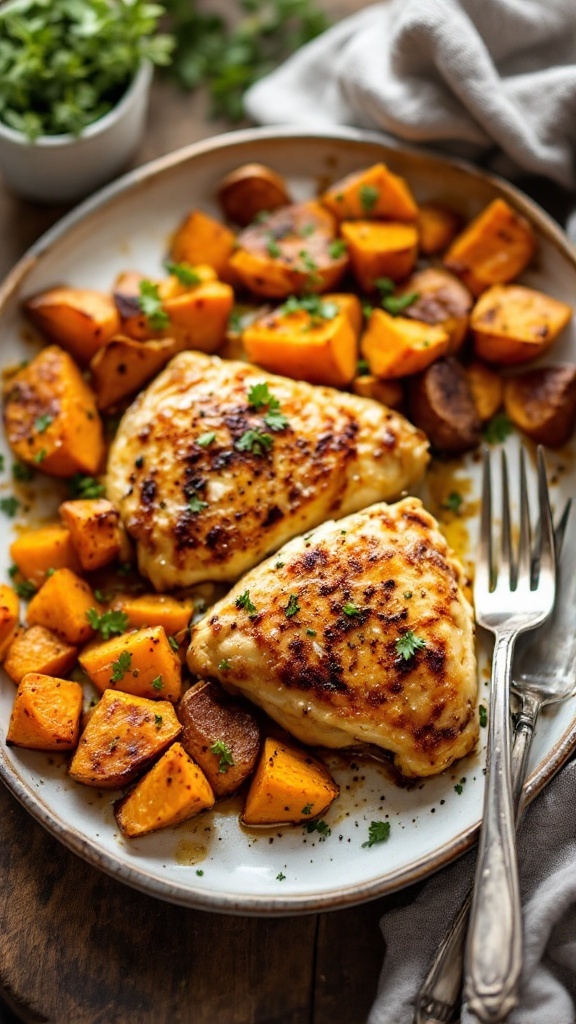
[244,0,576,187]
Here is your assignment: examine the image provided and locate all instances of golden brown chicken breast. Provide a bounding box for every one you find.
[187,497,478,777]
[106,353,428,590]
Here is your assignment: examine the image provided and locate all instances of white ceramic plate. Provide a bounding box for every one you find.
[0,127,575,915]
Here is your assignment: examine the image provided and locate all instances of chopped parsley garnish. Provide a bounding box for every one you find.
[306,628,317,637]
[151,675,163,692]
[479,704,488,728]
[300,222,315,237]
[442,491,463,514]
[12,461,34,482]
[266,236,282,258]
[164,260,201,286]
[454,783,463,795]
[404,591,413,600]
[138,279,170,330]
[276,871,287,881]
[168,635,180,652]
[196,869,204,877]
[301,803,313,815]
[483,413,513,444]
[86,608,128,641]
[218,658,231,670]
[395,630,427,661]
[356,358,370,375]
[34,414,53,434]
[235,429,274,456]
[280,294,338,322]
[111,651,132,683]
[328,238,348,259]
[235,590,258,617]
[374,277,395,297]
[0,496,19,517]
[247,382,277,410]
[382,291,420,316]
[68,473,106,499]
[284,593,300,618]
[154,714,163,729]
[33,449,47,464]
[299,249,318,274]
[362,302,374,319]
[228,309,243,333]
[264,408,289,432]
[362,820,391,848]
[304,819,331,837]
[0,455,4,472]
[210,739,235,773]
[342,602,360,617]
[197,431,216,448]
[188,494,209,513]
[359,184,379,213]
[13,578,37,600]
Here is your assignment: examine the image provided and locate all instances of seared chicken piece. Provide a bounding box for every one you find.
[188,498,478,777]
[106,352,428,590]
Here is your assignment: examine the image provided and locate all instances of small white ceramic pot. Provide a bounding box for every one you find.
[0,60,153,204]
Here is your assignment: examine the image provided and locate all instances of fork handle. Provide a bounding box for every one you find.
[464,630,523,1023]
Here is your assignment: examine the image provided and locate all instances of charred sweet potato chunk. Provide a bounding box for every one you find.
[397,267,473,353]
[504,365,576,447]
[408,357,482,453]
[217,163,291,226]
[59,498,121,571]
[242,737,339,826]
[444,198,536,295]
[4,625,77,684]
[341,221,418,291]
[7,672,83,751]
[79,625,183,702]
[10,525,82,585]
[322,163,418,222]
[169,209,236,282]
[465,361,504,422]
[26,568,98,646]
[115,741,215,837]
[110,593,194,635]
[24,287,120,365]
[471,284,572,365]
[90,335,182,411]
[177,679,261,798]
[417,203,462,255]
[361,309,449,379]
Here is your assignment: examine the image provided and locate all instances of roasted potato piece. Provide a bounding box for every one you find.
[115,741,215,837]
[110,593,194,635]
[229,201,348,298]
[3,345,105,476]
[79,625,183,703]
[4,625,78,684]
[10,525,82,585]
[0,584,19,660]
[444,198,536,296]
[69,689,181,789]
[217,163,291,226]
[59,498,121,571]
[322,163,418,222]
[242,737,339,826]
[352,374,405,411]
[504,365,576,447]
[417,203,462,255]
[169,209,236,282]
[465,361,504,422]
[340,221,418,291]
[7,672,83,751]
[397,267,473,353]
[177,680,261,798]
[361,309,450,379]
[408,357,482,453]
[471,284,572,365]
[90,336,182,411]
[26,568,98,646]
[24,287,120,365]
[242,297,358,388]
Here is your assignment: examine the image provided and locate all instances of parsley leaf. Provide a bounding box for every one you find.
[235,590,258,617]
[442,491,463,514]
[13,578,37,600]
[154,714,163,729]
[218,658,231,670]
[188,494,209,513]
[328,238,348,259]
[86,608,128,641]
[164,260,201,286]
[276,871,286,881]
[382,291,420,316]
[357,358,370,375]
[235,429,274,456]
[479,704,488,728]
[12,461,34,483]
[395,630,427,661]
[301,803,313,815]
[342,602,360,617]
[247,382,277,411]
[266,236,282,258]
[284,594,300,618]
[374,277,395,297]
[0,496,19,517]
[151,675,163,691]
[362,820,391,848]
[0,455,4,473]
[483,413,513,445]
[304,819,331,837]
[197,431,216,448]
[359,184,379,213]
[111,651,132,683]
[138,280,170,330]
[210,739,235,773]
[168,635,180,652]
[68,474,105,499]
[34,414,53,434]
[264,408,289,432]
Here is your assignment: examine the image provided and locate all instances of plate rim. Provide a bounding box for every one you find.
[1,123,575,916]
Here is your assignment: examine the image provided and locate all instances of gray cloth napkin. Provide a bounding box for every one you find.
[368,759,576,1024]
[244,0,576,187]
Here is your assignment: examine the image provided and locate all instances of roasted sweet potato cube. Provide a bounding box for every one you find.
[26,568,98,645]
[110,593,194,635]
[471,284,572,365]
[352,375,405,411]
[7,672,83,751]
[162,281,234,352]
[169,209,236,282]
[322,163,418,222]
[330,293,363,336]
[4,625,77,684]
[113,267,216,339]
[243,302,358,388]
[24,287,120,365]
[79,625,182,702]
[59,498,121,571]
[504,365,576,447]
[361,309,450,379]
[115,741,215,837]
[69,689,181,788]
[90,335,182,410]
[397,267,473,353]
[0,584,19,660]
[177,680,261,798]
[340,221,419,291]
[417,203,462,255]
[229,201,347,298]
[9,525,82,585]
[444,198,536,296]
[242,737,339,826]
[217,163,291,226]
[465,361,504,422]
[3,345,105,476]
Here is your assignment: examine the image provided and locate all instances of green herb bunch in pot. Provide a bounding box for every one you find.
[0,0,173,202]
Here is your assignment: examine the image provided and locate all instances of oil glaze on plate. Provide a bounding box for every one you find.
[0,127,575,915]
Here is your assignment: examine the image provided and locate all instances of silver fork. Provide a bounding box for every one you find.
[463,445,556,1023]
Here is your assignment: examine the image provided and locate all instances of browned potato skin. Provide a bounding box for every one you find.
[504,365,576,447]
[218,163,291,226]
[408,356,482,454]
[177,679,261,798]
[398,267,473,353]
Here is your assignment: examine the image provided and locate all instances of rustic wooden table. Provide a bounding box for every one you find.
[0,5,415,1022]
